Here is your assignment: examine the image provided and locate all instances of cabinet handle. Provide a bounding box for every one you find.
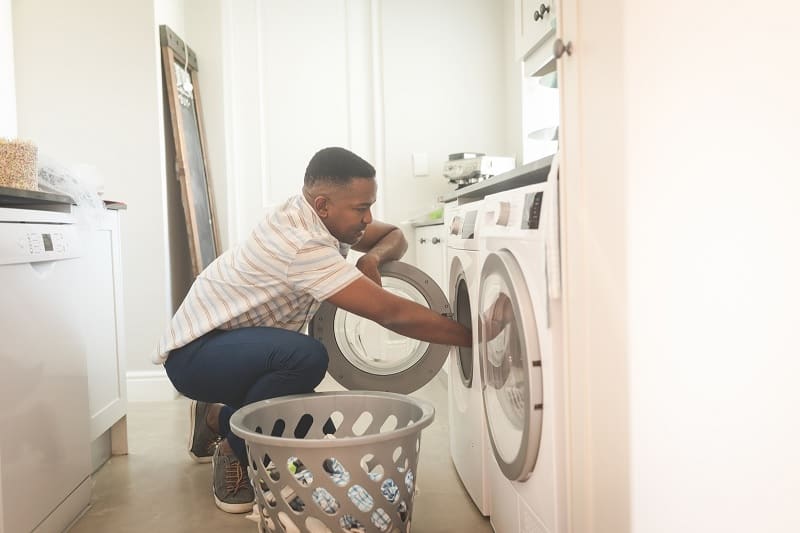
[419,238,427,244]
[432,237,441,245]
[554,38,573,59]
[533,3,550,21]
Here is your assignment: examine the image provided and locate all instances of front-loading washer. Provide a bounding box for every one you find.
[443,198,490,516]
[477,165,566,533]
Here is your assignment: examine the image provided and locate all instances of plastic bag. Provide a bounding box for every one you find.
[37,153,105,229]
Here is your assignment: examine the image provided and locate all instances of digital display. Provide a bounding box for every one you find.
[42,233,53,252]
[523,192,544,229]
[462,211,478,239]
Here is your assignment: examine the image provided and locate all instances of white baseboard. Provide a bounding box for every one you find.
[126,369,180,402]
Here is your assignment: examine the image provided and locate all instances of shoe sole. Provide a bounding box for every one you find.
[213,493,256,514]
[188,400,212,463]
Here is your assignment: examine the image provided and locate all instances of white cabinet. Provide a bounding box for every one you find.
[515,0,558,60]
[515,0,558,76]
[414,224,446,289]
[83,209,128,462]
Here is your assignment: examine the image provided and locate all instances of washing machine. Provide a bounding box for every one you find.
[477,163,566,533]
[443,198,490,516]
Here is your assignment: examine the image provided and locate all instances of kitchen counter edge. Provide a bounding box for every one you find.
[438,154,553,204]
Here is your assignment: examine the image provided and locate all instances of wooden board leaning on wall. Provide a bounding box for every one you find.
[159,24,221,277]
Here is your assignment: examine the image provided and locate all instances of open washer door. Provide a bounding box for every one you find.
[309,261,452,394]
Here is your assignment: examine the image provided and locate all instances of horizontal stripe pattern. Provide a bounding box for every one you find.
[153,195,362,364]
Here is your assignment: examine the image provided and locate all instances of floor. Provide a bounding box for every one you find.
[69,374,493,533]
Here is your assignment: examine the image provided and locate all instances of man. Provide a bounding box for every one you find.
[154,147,471,513]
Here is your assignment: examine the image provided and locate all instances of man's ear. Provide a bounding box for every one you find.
[313,195,330,218]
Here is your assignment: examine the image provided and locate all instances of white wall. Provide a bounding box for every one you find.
[154,0,185,35]
[503,0,523,166]
[220,0,510,238]
[222,0,368,239]
[12,0,174,397]
[0,0,16,137]
[184,0,228,250]
[380,0,508,222]
[624,2,800,531]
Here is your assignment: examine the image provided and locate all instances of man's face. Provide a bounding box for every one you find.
[315,177,377,244]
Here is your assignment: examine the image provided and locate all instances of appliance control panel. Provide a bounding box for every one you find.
[448,209,480,239]
[27,231,66,254]
[483,188,547,233]
[523,191,544,229]
[460,210,478,239]
[0,223,79,265]
[449,215,463,236]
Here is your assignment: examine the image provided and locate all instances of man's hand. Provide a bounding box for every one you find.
[356,254,382,286]
[482,292,514,342]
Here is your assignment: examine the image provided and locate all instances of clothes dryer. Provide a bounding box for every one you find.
[477,166,565,533]
[443,198,490,516]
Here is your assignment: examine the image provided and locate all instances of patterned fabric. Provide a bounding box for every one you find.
[154,195,363,364]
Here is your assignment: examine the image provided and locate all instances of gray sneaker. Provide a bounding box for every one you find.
[188,400,221,463]
[212,445,255,513]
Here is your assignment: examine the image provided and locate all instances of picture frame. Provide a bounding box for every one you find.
[159,25,220,277]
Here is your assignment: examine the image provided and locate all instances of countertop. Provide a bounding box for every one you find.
[0,185,73,208]
[0,186,127,211]
[438,154,554,203]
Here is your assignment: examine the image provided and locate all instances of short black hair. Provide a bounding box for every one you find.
[304,147,376,187]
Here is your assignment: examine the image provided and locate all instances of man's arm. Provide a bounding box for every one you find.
[352,220,408,285]
[326,276,471,347]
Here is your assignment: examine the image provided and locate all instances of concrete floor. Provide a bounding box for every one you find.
[70,374,492,533]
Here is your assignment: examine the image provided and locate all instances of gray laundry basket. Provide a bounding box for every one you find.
[230,391,435,533]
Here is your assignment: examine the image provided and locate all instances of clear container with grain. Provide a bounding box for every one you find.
[0,139,38,191]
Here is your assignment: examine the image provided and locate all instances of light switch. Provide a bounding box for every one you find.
[412,152,429,177]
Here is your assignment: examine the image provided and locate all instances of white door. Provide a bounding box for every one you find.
[309,261,451,394]
[414,225,446,289]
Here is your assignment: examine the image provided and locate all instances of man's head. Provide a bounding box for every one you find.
[303,147,377,245]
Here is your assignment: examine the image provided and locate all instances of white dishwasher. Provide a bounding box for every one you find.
[0,207,91,533]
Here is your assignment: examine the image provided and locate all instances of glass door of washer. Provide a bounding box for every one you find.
[453,270,474,388]
[479,250,544,482]
[309,261,451,394]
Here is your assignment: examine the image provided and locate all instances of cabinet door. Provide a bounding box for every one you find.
[84,210,127,440]
[414,224,446,289]
[516,0,558,61]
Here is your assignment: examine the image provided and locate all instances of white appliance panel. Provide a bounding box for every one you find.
[478,180,564,533]
[0,210,91,533]
[445,199,490,515]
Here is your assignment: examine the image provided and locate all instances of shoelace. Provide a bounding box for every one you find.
[206,435,222,456]
[224,456,251,495]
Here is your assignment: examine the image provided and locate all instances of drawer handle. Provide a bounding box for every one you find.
[534,3,550,21]
[554,38,573,59]
[431,237,441,245]
[419,238,427,244]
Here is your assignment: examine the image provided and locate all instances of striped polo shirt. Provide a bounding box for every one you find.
[153,194,363,364]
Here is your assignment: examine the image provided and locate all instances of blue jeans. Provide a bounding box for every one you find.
[164,327,329,463]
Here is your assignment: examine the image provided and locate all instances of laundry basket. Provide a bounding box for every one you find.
[230,391,435,533]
